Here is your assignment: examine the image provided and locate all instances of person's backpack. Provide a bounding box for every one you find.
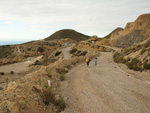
[86,58,88,62]
[88,58,91,62]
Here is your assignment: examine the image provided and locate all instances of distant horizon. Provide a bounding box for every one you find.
[0,40,29,46]
[0,0,149,42]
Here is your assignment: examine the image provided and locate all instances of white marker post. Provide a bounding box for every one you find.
[48,80,51,87]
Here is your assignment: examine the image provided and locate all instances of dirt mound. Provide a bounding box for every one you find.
[45,29,90,42]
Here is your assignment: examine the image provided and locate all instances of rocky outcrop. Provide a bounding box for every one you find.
[100,14,150,48]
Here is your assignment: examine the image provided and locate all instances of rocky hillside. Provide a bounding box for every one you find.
[99,14,150,48]
[113,38,150,71]
[0,40,62,65]
[45,29,90,42]
[97,27,123,45]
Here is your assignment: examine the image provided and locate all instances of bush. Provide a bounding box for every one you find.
[113,52,124,63]
[10,71,14,74]
[27,48,31,51]
[33,86,66,111]
[128,58,141,71]
[55,51,61,56]
[140,48,146,55]
[60,74,65,81]
[143,41,150,48]
[37,47,44,53]
[70,48,77,54]
[143,60,150,69]
[0,72,4,75]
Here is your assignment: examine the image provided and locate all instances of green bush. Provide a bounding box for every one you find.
[55,51,61,56]
[143,60,150,69]
[113,52,124,63]
[10,71,14,74]
[70,48,77,54]
[37,47,44,53]
[0,72,4,75]
[27,48,31,51]
[128,58,141,71]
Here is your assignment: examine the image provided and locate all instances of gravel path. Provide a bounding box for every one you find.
[62,52,150,113]
[61,46,73,60]
[0,56,42,73]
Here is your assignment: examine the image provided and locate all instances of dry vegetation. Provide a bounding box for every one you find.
[0,49,99,113]
[113,39,150,71]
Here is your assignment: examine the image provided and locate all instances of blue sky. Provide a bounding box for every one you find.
[0,0,149,43]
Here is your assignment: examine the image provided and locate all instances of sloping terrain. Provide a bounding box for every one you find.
[45,29,90,42]
[62,52,150,113]
[99,14,150,48]
[113,38,150,71]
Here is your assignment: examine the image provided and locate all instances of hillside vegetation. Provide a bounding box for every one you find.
[45,29,90,41]
[113,39,150,71]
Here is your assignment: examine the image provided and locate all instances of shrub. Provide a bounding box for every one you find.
[27,48,31,51]
[55,51,61,56]
[143,41,150,48]
[37,47,44,53]
[70,48,77,54]
[140,48,146,55]
[10,71,14,74]
[33,86,66,111]
[143,60,150,69]
[128,58,141,71]
[60,74,65,81]
[0,72,4,75]
[113,52,124,63]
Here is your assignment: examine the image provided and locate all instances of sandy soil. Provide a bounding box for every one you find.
[62,52,150,113]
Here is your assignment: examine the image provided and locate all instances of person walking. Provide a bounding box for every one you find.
[86,57,91,67]
[94,58,97,67]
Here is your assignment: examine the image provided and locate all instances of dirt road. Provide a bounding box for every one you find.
[62,46,73,60]
[62,52,150,113]
[0,56,42,73]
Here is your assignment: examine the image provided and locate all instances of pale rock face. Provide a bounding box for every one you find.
[7,81,18,91]
[100,14,150,48]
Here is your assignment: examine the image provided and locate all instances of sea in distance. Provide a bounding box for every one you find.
[0,41,27,46]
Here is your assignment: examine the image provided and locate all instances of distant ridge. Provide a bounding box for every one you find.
[103,27,123,39]
[45,29,90,41]
[99,14,150,48]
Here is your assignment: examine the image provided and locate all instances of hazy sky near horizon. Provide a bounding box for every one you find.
[0,0,149,42]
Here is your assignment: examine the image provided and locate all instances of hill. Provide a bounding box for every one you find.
[45,29,90,41]
[99,14,150,48]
